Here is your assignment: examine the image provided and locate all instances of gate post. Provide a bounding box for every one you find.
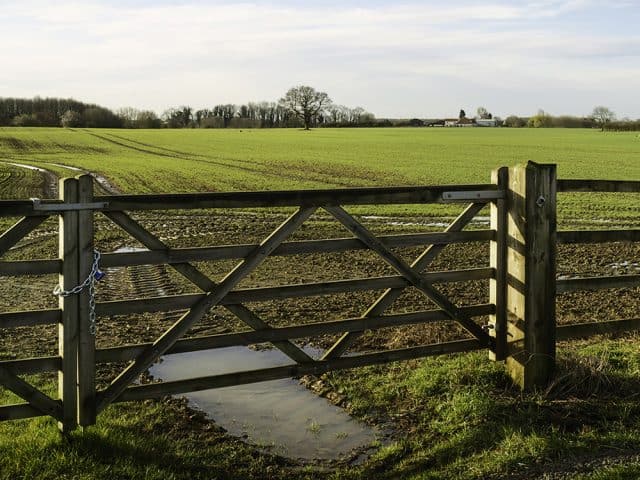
[489,167,508,361]
[77,174,96,426]
[504,162,557,389]
[58,177,79,432]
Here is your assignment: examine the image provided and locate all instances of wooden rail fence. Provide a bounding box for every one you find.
[0,161,638,432]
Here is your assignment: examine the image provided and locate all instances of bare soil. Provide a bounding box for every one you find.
[1,211,638,373]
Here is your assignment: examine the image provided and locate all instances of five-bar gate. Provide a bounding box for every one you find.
[0,161,638,432]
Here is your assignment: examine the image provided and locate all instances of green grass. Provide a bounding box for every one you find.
[3,338,640,479]
[0,127,638,220]
[1,127,639,478]
[323,337,640,479]
[0,397,296,480]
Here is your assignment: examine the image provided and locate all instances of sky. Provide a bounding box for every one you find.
[1,0,639,119]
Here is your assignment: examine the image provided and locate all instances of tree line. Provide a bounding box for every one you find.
[0,87,376,129]
[0,97,121,128]
[501,106,640,131]
[1,92,638,131]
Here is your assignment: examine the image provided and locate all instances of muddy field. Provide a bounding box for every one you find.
[1,209,639,384]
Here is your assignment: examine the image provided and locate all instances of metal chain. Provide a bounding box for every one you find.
[53,249,102,336]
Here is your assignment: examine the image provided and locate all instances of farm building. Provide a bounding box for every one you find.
[476,118,499,127]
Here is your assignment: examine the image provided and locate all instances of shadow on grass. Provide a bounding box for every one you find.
[0,399,294,480]
[350,349,640,480]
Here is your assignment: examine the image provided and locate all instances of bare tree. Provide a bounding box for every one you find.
[279,86,331,130]
[592,106,615,131]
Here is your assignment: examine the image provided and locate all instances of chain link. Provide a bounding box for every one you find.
[53,250,102,336]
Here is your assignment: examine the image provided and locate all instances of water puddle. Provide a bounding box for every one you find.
[149,346,383,461]
[42,162,84,172]
[4,161,48,173]
[41,162,118,194]
[606,261,640,274]
[361,214,490,227]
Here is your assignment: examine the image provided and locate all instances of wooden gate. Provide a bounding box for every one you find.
[1,161,637,432]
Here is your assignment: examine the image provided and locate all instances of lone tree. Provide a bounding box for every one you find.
[279,86,331,130]
[459,109,466,119]
[592,106,615,131]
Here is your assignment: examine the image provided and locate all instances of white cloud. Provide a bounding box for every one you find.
[0,0,638,117]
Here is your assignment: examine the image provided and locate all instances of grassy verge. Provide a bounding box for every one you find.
[3,336,640,479]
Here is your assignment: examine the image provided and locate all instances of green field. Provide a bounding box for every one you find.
[1,127,640,479]
[0,127,639,220]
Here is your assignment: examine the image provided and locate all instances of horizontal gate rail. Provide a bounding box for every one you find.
[96,185,501,211]
[115,339,485,402]
[0,259,61,276]
[558,230,640,244]
[99,230,495,268]
[95,303,496,364]
[0,184,501,216]
[96,267,494,316]
[0,403,52,421]
[558,179,640,193]
[0,308,61,328]
[557,274,640,293]
[557,318,640,340]
[0,356,61,375]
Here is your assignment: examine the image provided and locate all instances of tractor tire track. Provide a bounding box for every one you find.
[104,131,414,187]
[83,131,377,188]
[99,248,185,323]
[0,160,57,198]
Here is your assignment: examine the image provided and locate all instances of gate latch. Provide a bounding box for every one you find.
[31,198,108,211]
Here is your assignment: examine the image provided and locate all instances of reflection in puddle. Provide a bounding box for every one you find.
[149,346,382,461]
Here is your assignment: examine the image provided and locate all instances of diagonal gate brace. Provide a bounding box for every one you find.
[97,206,316,412]
[323,202,487,359]
[323,206,493,355]
[103,211,314,364]
[0,367,62,421]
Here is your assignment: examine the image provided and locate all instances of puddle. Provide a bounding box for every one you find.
[5,161,48,173]
[41,162,119,194]
[606,261,640,273]
[361,215,490,227]
[111,246,384,462]
[42,162,84,172]
[149,346,382,461]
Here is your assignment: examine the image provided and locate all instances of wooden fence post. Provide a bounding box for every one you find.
[58,177,79,432]
[504,161,557,389]
[489,167,508,361]
[77,175,96,426]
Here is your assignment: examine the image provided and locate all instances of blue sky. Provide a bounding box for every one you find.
[0,0,638,118]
